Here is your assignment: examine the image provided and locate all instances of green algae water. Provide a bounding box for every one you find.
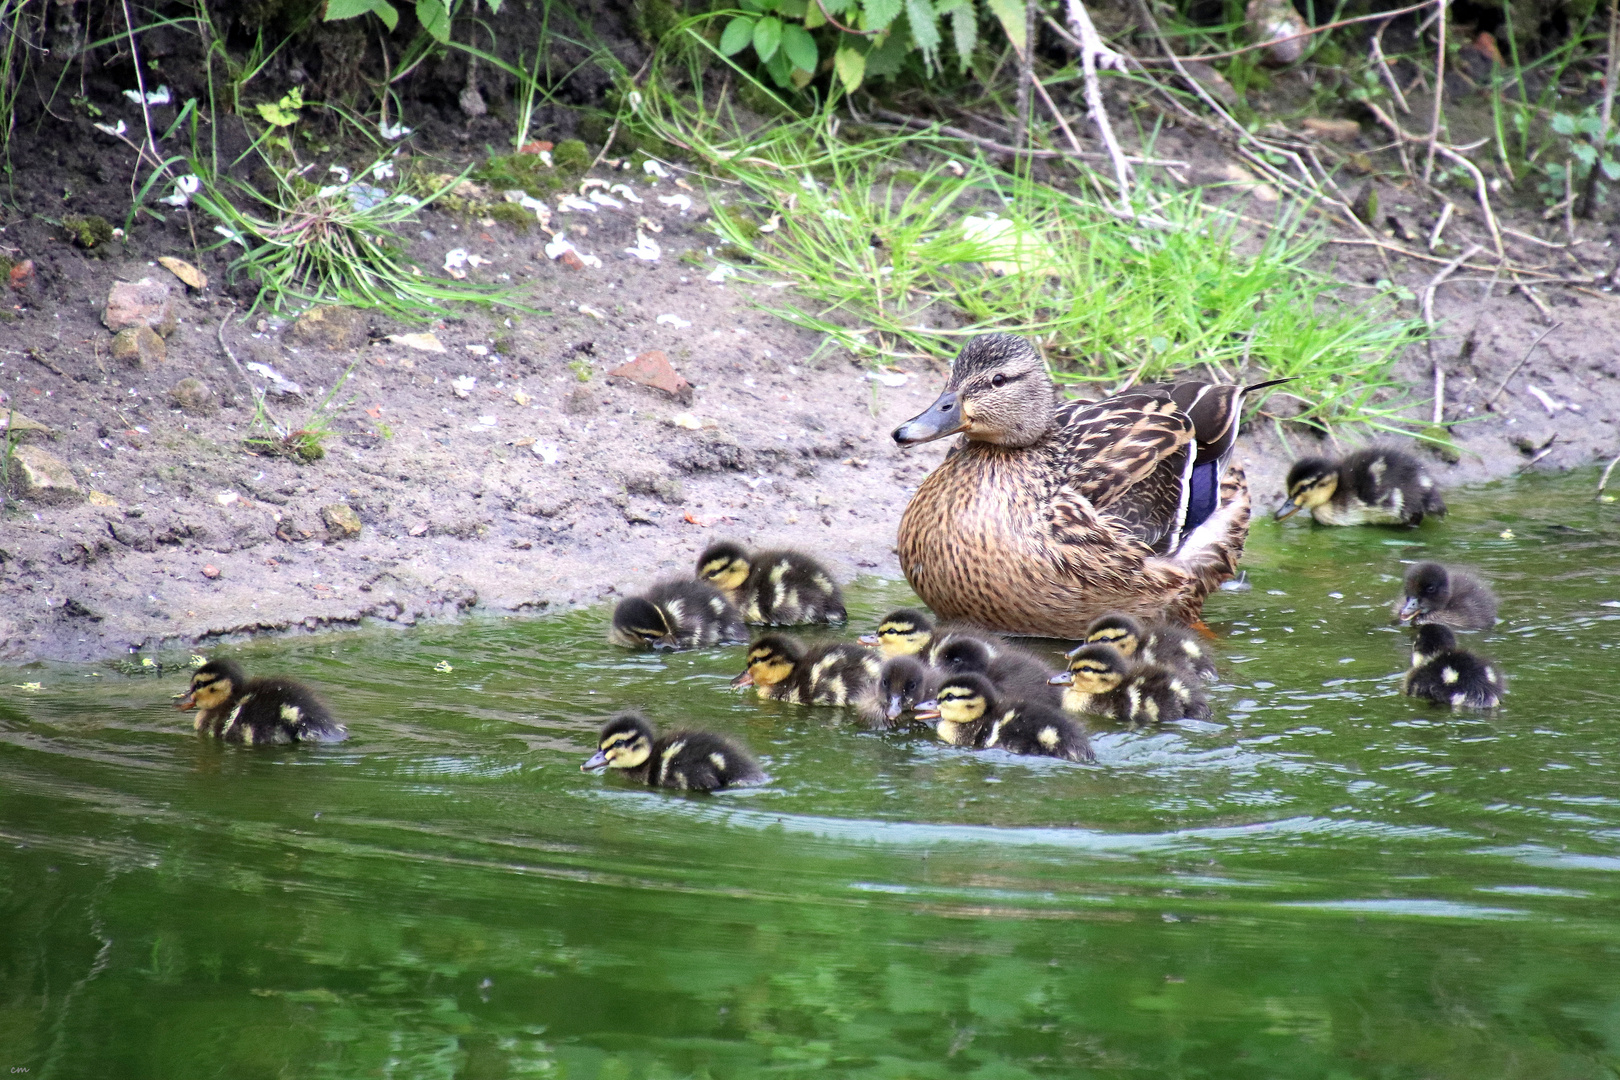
[4,469,1620,1079]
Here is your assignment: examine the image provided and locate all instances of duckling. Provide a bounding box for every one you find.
[855,655,938,730]
[1395,562,1498,630]
[731,632,882,707]
[177,658,347,744]
[858,608,1000,665]
[581,712,764,791]
[932,636,1063,708]
[696,541,846,625]
[1050,644,1209,725]
[1082,611,1219,682]
[915,673,1094,762]
[1275,447,1445,527]
[1401,624,1507,710]
[609,579,747,650]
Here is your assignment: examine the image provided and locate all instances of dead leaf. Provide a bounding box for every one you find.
[512,389,532,406]
[609,349,693,403]
[157,256,208,290]
[758,213,782,233]
[8,259,34,289]
[519,140,555,154]
[388,332,447,353]
[1301,117,1361,142]
[559,249,586,271]
[364,406,382,419]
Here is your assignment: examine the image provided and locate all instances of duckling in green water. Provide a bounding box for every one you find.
[1081,611,1218,682]
[1396,562,1498,630]
[609,579,747,650]
[696,540,846,625]
[177,659,347,744]
[732,633,881,707]
[1050,644,1209,725]
[858,608,1000,665]
[932,636,1062,708]
[855,655,938,730]
[581,712,764,791]
[915,673,1094,762]
[1402,624,1506,709]
[1275,447,1445,527]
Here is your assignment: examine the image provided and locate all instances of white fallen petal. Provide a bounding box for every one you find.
[578,304,606,320]
[657,193,693,213]
[466,254,492,268]
[465,344,489,356]
[758,213,782,233]
[245,362,303,396]
[555,194,597,213]
[94,120,128,138]
[477,415,498,426]
[532,442,560,464]
[865,370,909,388]
[317,184,344,199]
[328,164,352,183]
[216,490,239,506]
[609,183,643,204]
[451,375,477,398]
[579,178,609,191]
[379,120,413,140]
[706,265,736,283]
[175,174,200,194]
[389,332,448,353]
[587,190,625,209]
[642,159,671,178]
[624,232,662,261]
[657,313,691,328]
[213,224,247,248]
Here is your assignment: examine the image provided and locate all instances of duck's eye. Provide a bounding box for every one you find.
[991,373,1006,388]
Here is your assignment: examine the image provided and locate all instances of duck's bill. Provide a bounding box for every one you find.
[1273,498,1303,521]
[885,695,906,721]
[893,390,965,445]
[175,691,197,710]
[1397,597,1420,622]
[857,633,881,647]
[1048,671,1074,685]
[730,671,755,689]
[912,707,941,721]
[581,750,610,772]
[1064,642,1088,659]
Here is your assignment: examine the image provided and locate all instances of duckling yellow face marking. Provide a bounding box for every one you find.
[744,646,795,688]
[1286,472,1338,511]
[1066,658,1123,694]
[185,673,235,713]
[1086,626,1138,656]
[872,619,928,657]
[598,729,652,770]
[935,685,988,726]
[699,554,750,593]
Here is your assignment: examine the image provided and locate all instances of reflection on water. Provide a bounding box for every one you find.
[4,469,1620,1078]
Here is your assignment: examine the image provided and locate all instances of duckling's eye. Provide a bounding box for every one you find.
[991,373,1006,388]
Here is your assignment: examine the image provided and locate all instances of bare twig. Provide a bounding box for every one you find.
[1064,0,1134,212]
[25,348,66,378]
[1366,102,1504,257]
[1432,362,1446,423]
[1371,20,1412,114]
[1421,242,1481,363]
[866,108,1184,165]
[1428,202,1453,250]
[1578,0,1620,218]
[1486,321,1561,405]
[1423,0,1447,183]
[1130,0,1436,65]
[1513,273,1556,324]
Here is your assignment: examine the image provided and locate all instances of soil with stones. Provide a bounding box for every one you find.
[5,107,1620,664]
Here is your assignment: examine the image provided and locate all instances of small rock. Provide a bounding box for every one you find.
[321,502,363,540]
[564,386,598,415]
[201,564,221,579]
[608,349,693,404]
[62,598,104,620]
[409,522,429,537]
[103,277,178,337]
[8,445,84,505]
[0,412,54,443]
[87,490,119,508]
[110,325,166,367]
[1245,0,1309,65]
[169,377,217,415]
[289,305,369,351]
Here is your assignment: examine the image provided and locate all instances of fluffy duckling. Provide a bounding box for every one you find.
[609,579,747,650]
[731,633,882,707]
[858,608,999,665]
[1082,612,1218,682]
[1050,644,1210,725]
[856,655,938,730]
[915,673,1094,762]
[932,636,1063,708]
[1402,624,1506,709]
[177,658,347,744]
[1275,447,1445,527]
[696,541,846,625]
[1396,562,1498,630]
[581,712,764,791]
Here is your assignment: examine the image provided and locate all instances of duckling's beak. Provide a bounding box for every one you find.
[857,633,881,647]
[581,750,610,771]
[885,694,905,721]
[175,689,197,710]
[912,698,940,720]
[1064,643,1085,659]
[1273,497,1303,521]
[1397,597,1420,622]
[1048,671,1073,685]
[730,670,755,689]
[893,390,965,445]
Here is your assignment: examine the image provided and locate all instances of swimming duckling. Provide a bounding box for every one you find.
[696,541,846,625]
[1275,447,1445,527]
[609,579,747,650]
[858,608,999,665]
[1395,562,1498,630]
[1081,611,1218,682]
[1050,644,1210,725]
[932,636,1063,708]
[177,658,347,744]
[915,673,1094,762]
[581,712,764,791]
[856,655,938,730]
[731,633,882,707]
[1401,624,1506,709]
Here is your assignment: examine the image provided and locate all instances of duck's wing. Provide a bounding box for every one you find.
[1046,394,1195,552]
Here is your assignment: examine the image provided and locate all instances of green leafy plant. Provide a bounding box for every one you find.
[244,362,359,464]
[323,0,503,45]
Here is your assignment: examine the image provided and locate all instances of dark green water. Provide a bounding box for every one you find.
[4,470,1620,1079]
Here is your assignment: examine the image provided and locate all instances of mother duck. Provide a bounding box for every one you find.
[893,333,1280,637]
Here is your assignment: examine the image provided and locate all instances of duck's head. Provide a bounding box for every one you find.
[935,636,993,675]
[915,672,997,744]
[1399,562,1451,622]
[858,609,935,656]
[582,712,655,771]
[176,658,245,712]
[1275,457,1339,520]
[1050,644,1129,693]
[893,334,1054,449]
[877,655,932,722]
[609,597,677,650]
[696,540,752,594]
[1081,612,1146,658]
[1410,623,1458,665]
[731,633,803,689]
